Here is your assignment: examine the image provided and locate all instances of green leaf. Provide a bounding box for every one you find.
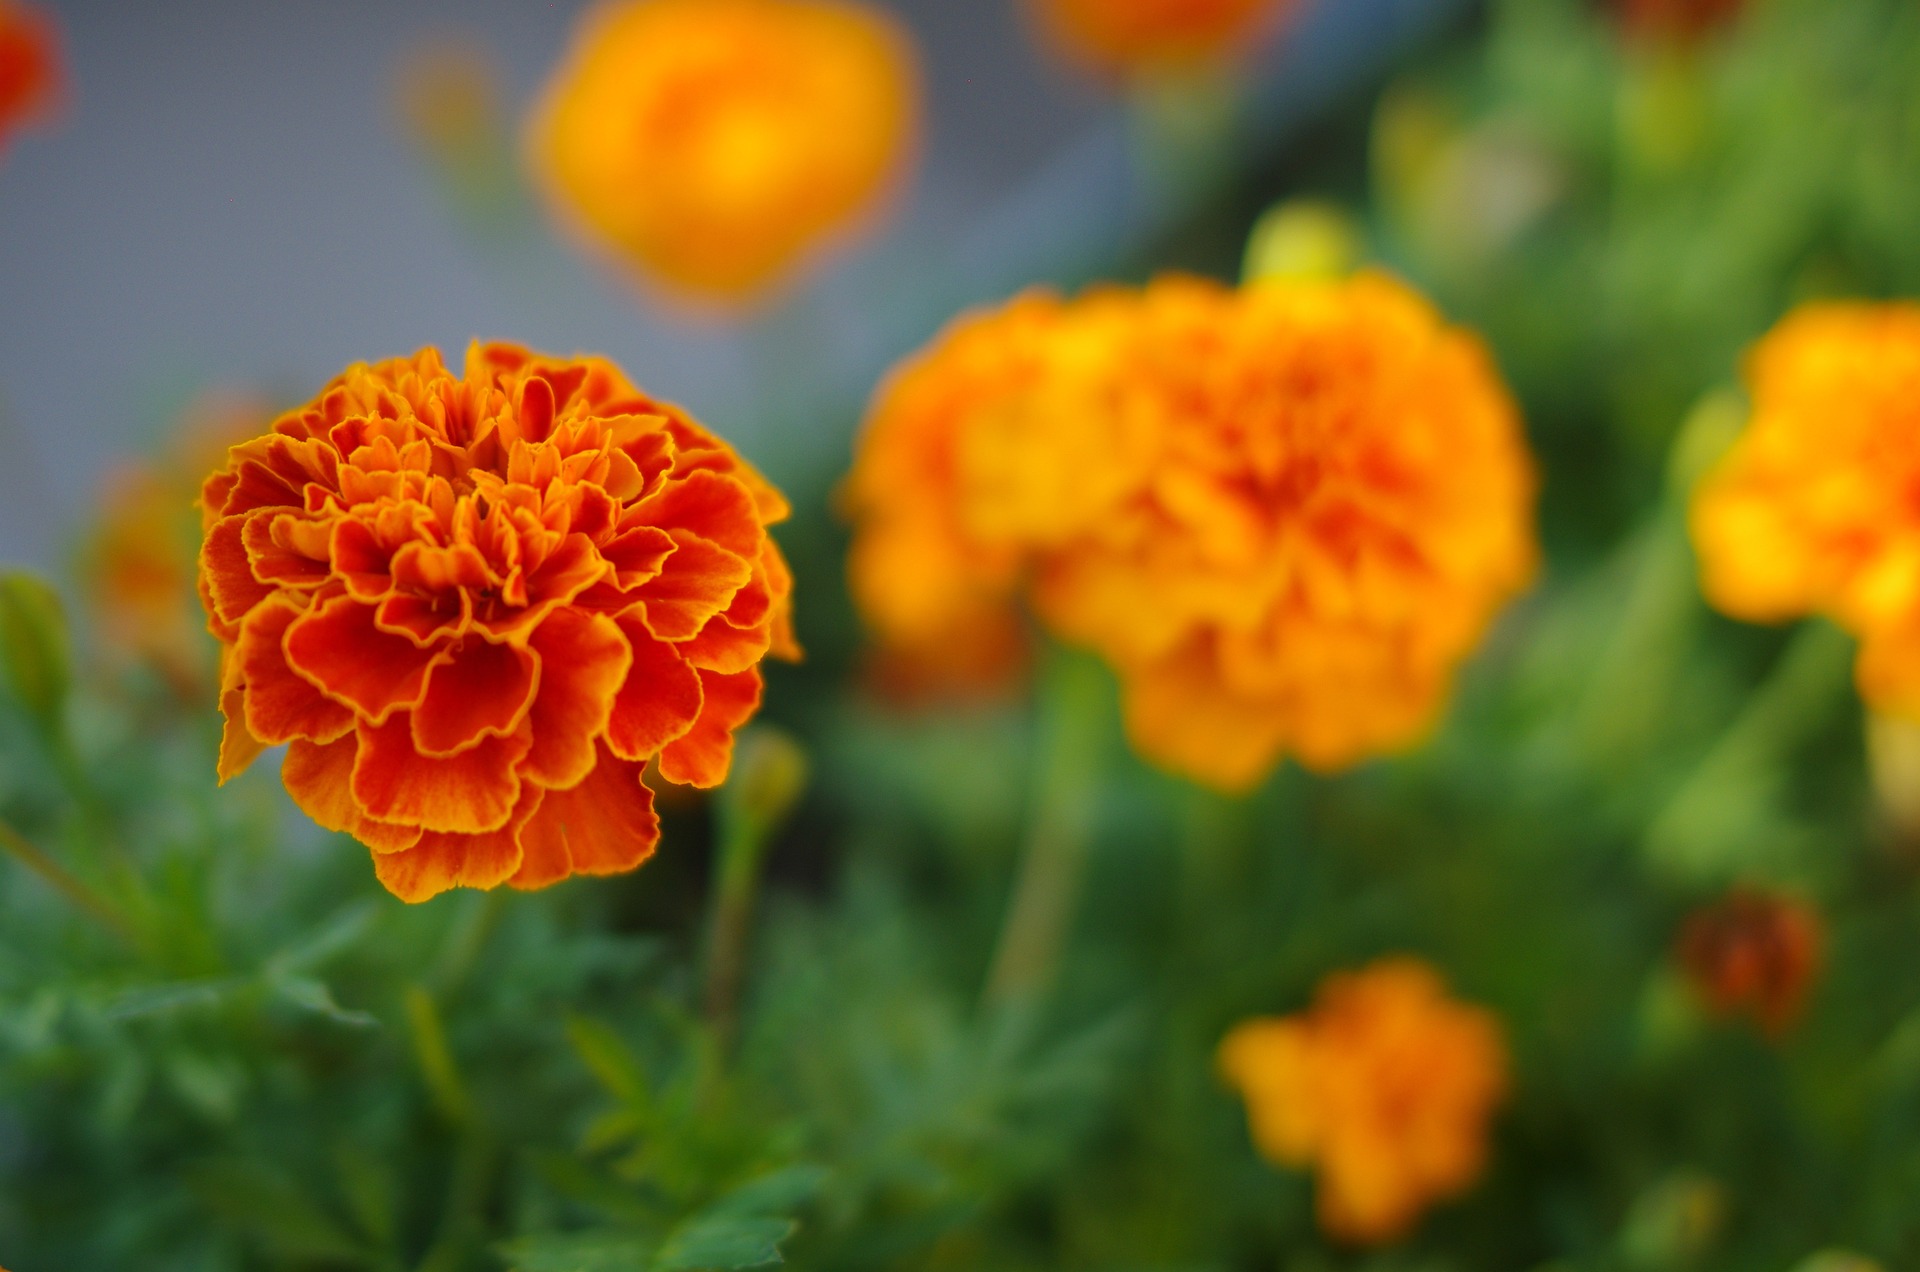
[187,1160,368,1263]
[275,975,377,1028]
[653,1214,795,1270]
[707,1165,827,1218]
[498,1232,659,1272]
[0,571,70,737]
[567,1013,649,1105]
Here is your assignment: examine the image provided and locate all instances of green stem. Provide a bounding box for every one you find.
[981,653,1108,1010]
[0,814,138,945]
[703,808,773,1051]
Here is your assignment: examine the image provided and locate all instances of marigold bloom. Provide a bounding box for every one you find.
[526,0,917,302]
[1030,0,1297,75]
[1691,302,1920,718]
[0,0,61,160]
[1219,958,1508,1245]
[846,271,1537,788]
[1677,887,1823,1037]
[198,344,797,902]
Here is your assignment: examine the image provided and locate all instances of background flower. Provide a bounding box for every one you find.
[846,270,1537,788]
[1677,887,1824,1037]
[525,0,918,304]
[1028,0,1298,76]
[1219,957,1508,1245]
[199,343,797,902]
[0,0,61,161]
[1691,302,1920,718]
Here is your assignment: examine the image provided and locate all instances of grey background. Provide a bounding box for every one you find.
[0,0,1455,568]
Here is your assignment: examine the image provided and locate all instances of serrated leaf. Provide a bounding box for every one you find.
[653,1213,795,1271]
[708,1165,827,1218]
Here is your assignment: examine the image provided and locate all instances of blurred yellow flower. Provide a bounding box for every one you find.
[1218,958,1508,1245]
[1691,302,1920,717]
[1029,0,1297,76]
[845,271,1537,789]
[526,0,918,303]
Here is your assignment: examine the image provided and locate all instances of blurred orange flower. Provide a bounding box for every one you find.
[1677,887,1823,1037]
[1030,0,1297,75]
[0,0,61,159]
[846,271,1537,789]
[1691,302,1920,718]
[82,394,272,695]
[198,344,797,902]
[1219,958,1508,1245]
[1615,0,1747,43]
[526,0,917,303]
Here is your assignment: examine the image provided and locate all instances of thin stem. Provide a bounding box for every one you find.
[703,812,772,1052]
[981,653,1108,1010]
[0,814,138,944]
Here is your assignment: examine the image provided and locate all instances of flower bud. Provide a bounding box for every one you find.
[1242,200,1362,284]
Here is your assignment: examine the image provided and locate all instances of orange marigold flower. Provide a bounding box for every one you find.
[1690,302,1920,718]
[845,272,1537,788]
[0,0,61,159]
[526,0,918,303]
[198,343,798,903]
[1677,887,1823,1038]
[1029,0,1298,75]
[1218,958,1508,1245]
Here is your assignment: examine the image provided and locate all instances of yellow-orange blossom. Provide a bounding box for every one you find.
[1219,958,1508,1244]
[1693,301,1920,717]
[199,344,796,902]
[845,271,1537,789]
[526,0,917,301]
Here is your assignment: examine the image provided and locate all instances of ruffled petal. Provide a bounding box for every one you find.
[511,744,659,890]
[411,636,540,757]
[630,533,752,639]
[373,785,541,903]
[283,737,425,852]
[521,610,633,789]
[606,615,704,761]
[350,716,531,834]
[658,666,762,788]
[235,597,356,746]
[285,593,447,723]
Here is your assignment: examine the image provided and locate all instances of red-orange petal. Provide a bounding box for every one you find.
[350,715,531,834]
[218,685,268,784]
[373,785,541,903]
[202,515,275,626]
[285,593,446,722]
[658,666,763,788]
[511,743,659,890]
[631,532,753,640]
[283,737,425,852]
[606,616,704,762]
[521,609,633,789]
[632,470,764,559]
[235,597,356,745]
[411,635,540,757]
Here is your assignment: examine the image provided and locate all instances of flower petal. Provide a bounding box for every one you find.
[658,666,762,788]
[285,593,447,723]
[521,610,633,789]
[218,685,268,784]
[350,715,531,834]
[202,515,275,626]
[631,470,764,558]
[606,616,704,762]
[235,597,356,745]
[283,737,425,852]
[631,532,752,639]
[372,785,541,903]
[411,636,540,757]
[511,744,659,890]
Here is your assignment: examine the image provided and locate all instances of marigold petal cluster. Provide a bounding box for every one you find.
[845,271,1537,789]
[0,0,61,159]
[1676,887,1823,1038]
[1218,957,1508,1245]
[197,343,798,903]
[1691,302,1920,717]
[1029,0,1296,76]
[526,0,917,302]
